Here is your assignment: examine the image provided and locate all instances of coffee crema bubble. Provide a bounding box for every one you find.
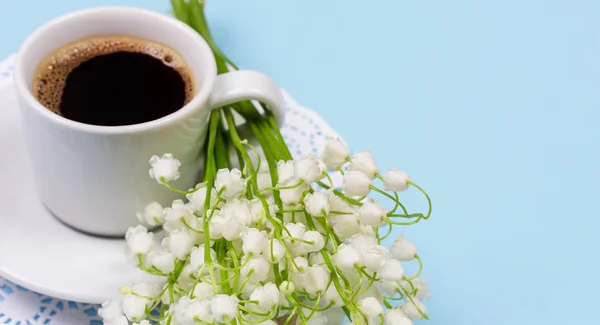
[33,36,195,126]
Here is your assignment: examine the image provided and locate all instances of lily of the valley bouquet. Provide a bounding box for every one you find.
[99,1,432,325]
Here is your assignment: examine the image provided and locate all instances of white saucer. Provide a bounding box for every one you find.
[0,80,344,304]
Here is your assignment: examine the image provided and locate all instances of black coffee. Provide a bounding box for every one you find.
[33,36,195,126]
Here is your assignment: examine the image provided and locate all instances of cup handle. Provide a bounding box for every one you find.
[207,70,286,125]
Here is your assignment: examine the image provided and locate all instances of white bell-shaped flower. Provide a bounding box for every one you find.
[349,234,378,258]
[358,198,387,226]
[136,202,164,226]
[304,192,330,217]
[210,294,240,323]
[342,170,372,197]
[209,210,247,241]
[324,285,343,307]
[190,245,217,272]
[363,245,387,272]
[294,156,324,183]
[302,265,330,295]
[308,252,326,265]
[147,250,176,274]
[249,199,278,226]
[411,278,431,300]
[249,283,281,311]
[326,191,356,214]
[98,299,123,322]
[359,297,383,318]
[401,298,427,320]
[305,311,328,325]
[279,178,309,205]
[256,162,274,196]
[390,234,417,261]
[186,184,217,213]
[384,309,413,325]
[221,199,253,226]
[321,137,350,169]
[241,256,271,283]
[331,214,360,240]
[277,160,296,184]
[242,228,268,255]
[186,299,215,324]
[215,168,246,200]
[380,258,405,282]
[302,231,325,252]
[162,229,194,259]
[125,226,153,255]
[121,294,148,322]
[149,153,180,183]
[104,315,129,325]
[334,244,361,270]
[192,282,215,300]
[383,168,410,192]
[292,256,309,273]
[283,222,306,248]
[263,238,285,263]
[163,199,195,232]
[279,281,296,295]
[131,282,160,298]
[348,150,379,179]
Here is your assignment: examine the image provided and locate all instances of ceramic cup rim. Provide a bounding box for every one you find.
[13,6,217,135]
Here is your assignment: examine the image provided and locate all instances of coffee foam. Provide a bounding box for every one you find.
[32,36,195,114]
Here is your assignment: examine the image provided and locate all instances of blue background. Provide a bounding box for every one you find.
[2,1,599,324]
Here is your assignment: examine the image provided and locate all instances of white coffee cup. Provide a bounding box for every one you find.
[13,7,286,236]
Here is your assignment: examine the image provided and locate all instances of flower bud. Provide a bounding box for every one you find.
[321,138,350,169]
[125,226,153,255]
[304,192,330,217]
[149,153,180,183]
[342,170,372,197]
[383,168,410,192]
